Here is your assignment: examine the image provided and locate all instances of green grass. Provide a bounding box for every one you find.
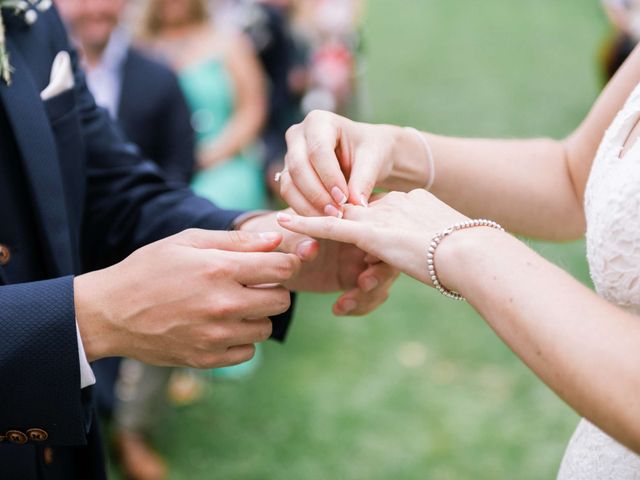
[113,1,611,478]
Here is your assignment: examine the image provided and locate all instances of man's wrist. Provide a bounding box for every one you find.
[232,210,272,231]
[73,271,115,362]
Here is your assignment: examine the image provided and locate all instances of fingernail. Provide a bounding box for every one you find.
[341,299,358,313]
[331,186,348,205]
[360,195,369,208]
[276,212,293,223]
[324,204,343,218]
[260,232,281,243]
[362,277,379,292]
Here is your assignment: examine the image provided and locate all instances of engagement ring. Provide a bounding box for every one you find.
[274,168,288,183]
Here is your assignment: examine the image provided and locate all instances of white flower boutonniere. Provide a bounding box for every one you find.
[0,0,52,85]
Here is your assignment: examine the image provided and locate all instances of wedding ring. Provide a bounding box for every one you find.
[274,168,288,183]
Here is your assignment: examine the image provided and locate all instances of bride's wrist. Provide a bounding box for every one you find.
[432,226,507,296]
[381,126,432,192]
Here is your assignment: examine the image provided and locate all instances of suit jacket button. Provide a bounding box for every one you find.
[26,428,48,442]
[43,447,54,465]
[0,244,10,266]
[6,430,27,444]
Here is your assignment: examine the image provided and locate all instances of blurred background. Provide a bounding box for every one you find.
[59,0,618,478]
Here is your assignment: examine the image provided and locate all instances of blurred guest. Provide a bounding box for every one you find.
[139,0,268,211]
[56,0,196,184]
[56,1,196,478]
[601,0,640,80]
[221,0,306,200]
[293,0,366,116]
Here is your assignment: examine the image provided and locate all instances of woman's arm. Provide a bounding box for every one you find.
[280,46,640,240]
[276,190,640,454]
[198,33,267,169]
[602,0,632,33]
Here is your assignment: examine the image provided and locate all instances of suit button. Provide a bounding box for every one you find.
[6,430,27,444]
[43,447,54,465]
[27,428,48,442]
[0,244,10,266]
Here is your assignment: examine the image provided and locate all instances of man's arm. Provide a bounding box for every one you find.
[152,63,197,184]
[0,277,87,446]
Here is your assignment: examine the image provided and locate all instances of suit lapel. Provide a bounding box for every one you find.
[0,39,74,275]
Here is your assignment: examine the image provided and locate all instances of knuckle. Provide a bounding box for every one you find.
[288,160,302,177]
[307,109,327,122]
[203,325,229,346]
[209,257,237,279]
[211,296,239,318]
[285,124,300,142]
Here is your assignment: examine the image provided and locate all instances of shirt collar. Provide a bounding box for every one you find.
[94,27,130,74]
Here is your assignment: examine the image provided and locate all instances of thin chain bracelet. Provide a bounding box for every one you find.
[404,127,435,190]
[427,219,505,301]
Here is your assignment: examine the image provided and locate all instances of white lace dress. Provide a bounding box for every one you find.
[556,84,640,479]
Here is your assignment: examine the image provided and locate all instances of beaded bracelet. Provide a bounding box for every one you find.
[427,219,505,301]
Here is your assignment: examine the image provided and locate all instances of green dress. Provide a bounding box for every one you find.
[180,58,266,210]
[180,59,266,378]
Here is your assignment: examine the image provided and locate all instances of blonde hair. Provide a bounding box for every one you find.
[138,0,209,40]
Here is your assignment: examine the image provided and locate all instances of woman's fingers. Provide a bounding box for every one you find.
[284,121,343,215]
[276,211,363,245]
[347,145,386,207]
[303,112,350,206]
[278,170,322,217]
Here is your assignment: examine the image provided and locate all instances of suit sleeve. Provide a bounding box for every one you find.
[54,41,242,268]
[48,13,294,337]
[0,277,88,446]
[155,72,197,184]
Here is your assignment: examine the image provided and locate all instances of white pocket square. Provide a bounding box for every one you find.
[40,51,74,101]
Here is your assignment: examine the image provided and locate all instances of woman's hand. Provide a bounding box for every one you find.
[280,111,430,217]
[277,189,469,286]
[239,210,399,316]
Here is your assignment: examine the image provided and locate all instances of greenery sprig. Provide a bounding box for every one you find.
[0,0,52,85]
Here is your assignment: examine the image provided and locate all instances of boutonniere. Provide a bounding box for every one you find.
[0,0,52,85]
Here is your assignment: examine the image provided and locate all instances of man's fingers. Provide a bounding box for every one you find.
[222,344,257,367]
[276,212,363,245]
[334,262,398,316]
[357,262,399,293]
[177,228,283,252]
[222,251,301,285]
[236,286,292,318]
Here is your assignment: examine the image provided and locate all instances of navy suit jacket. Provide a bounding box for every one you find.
[118,48,196,184]
[0,8,290,479]
[92,46,198,419]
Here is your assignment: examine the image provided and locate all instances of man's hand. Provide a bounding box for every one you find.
[239,211,399,316]
[74,229,300,368]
